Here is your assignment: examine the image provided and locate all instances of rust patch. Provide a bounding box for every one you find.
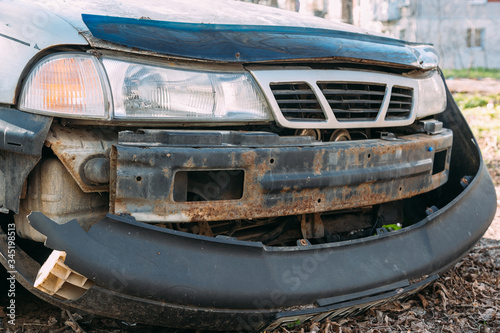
[162,168,171,178]
[46,124,116,193]
[241,150,258,167]
[313,149,325,175]
[183,158,195,168]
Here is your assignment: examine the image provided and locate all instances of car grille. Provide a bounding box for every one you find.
[270,83,326,121]
[250,69,418,129]
[317,82,386,121]
[386,86,413,120]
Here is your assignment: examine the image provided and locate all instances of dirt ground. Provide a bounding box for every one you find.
[0,79,498,333]
[446,78,500,95]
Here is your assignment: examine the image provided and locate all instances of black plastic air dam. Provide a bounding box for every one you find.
[9,161,495,331]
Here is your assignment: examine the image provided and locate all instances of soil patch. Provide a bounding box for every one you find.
[447,78,500,95]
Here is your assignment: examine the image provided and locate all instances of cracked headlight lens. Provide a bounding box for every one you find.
[102,58,271,121]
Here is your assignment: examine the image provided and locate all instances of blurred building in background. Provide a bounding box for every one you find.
[240,0,500,69]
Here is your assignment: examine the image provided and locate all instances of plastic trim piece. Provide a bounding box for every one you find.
[0,108,53,213]
[0,108,53,156]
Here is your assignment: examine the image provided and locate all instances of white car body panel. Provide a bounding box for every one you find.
[0,1,87,104]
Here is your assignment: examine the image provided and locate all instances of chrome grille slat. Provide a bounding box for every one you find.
[278,100,321,104]
[328,100,384,105]
[280,109,325,113]
[391,93,412,98]
[321,89,386,96]
[389,101,412,105]
[271,90,316,95]
[386,108,411,112]
[333,109,380,113]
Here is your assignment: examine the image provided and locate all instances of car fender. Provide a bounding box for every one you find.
[0,1,87,104]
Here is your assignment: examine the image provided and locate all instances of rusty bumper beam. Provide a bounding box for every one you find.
[111,129,453,222]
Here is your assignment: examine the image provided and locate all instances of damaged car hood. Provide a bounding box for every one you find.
[26,0,425,67]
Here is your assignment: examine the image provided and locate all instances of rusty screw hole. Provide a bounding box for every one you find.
[299,239,308,246]
[367,154,371,158]
[136,176,143,182]
[317,198,321,203]
[399,187,403,191]
[270,158,275,164]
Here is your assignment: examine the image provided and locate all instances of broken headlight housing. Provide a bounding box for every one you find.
[19,53,272,122]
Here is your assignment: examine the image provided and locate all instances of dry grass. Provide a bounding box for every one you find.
[458,95,500,185]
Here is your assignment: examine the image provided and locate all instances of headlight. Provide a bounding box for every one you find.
[407,45,446,118]
[19,54,109,118]
[19,53,271,122]
[102,58,270,121]
[414,70,447,119]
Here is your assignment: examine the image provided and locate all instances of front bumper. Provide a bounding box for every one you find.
[6,159,492,331]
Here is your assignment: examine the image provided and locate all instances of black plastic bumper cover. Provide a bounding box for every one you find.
[25,160,496,330]
[0,108,52,213]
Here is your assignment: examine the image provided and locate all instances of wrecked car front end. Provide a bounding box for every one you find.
[0,1,496,331]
